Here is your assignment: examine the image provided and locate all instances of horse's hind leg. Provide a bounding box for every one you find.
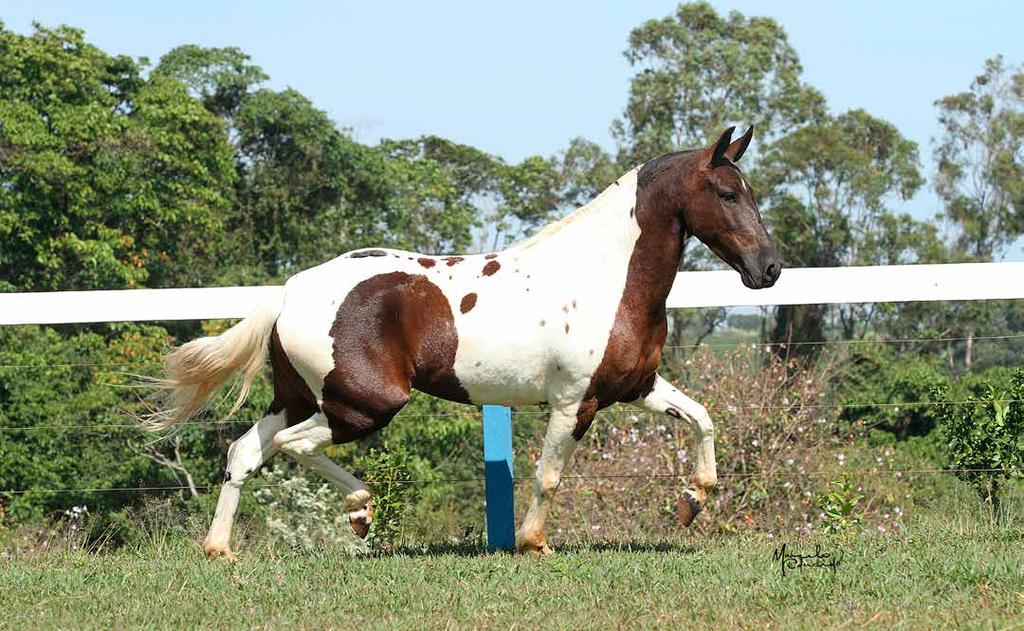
[204,412,287,559]
[272,413,378,537]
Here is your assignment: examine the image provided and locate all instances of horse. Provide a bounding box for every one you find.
[143,125,781,558]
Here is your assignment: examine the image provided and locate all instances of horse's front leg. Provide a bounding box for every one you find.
[630,373,717,526]
[515,403,590,556]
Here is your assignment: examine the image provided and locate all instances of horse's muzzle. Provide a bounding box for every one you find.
[739,249,782,289]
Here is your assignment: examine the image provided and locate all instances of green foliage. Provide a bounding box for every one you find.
[378,136,484,253]
[0,23,236,292]
[613,1,825,163]
[816,473,864,536]
[230,87,393,280]
[360,442,416,553]
[0,325,169,521]
[154,45,268,119]
[934,55,1024,259]
[935,368,1024,518]
[838,347,950,439]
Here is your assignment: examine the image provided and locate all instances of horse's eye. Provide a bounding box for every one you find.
[719,191,738,204]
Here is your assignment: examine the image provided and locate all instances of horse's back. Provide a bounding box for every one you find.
[273,248,542,406]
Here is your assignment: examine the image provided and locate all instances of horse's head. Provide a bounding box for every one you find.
[678,126,781,289]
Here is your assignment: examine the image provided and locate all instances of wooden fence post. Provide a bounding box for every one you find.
[482,405,515,551]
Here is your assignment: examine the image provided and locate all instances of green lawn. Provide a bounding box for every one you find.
[1,517,1021,630]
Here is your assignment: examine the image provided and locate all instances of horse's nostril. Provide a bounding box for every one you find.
[765,262,780,282]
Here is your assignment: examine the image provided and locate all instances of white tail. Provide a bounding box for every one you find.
[139,294,284,431]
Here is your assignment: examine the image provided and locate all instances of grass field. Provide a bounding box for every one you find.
[1,514,1021,630]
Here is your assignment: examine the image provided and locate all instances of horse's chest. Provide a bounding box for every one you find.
[584,312,667,406]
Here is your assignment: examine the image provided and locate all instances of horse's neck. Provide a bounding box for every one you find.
[512,168,685,313]
[513,169,642,265]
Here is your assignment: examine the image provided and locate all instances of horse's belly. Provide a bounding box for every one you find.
[452,338,549,405]
[449,296,615,406]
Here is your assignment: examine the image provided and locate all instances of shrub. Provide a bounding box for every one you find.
[837,347,949,439]
[546,347,848,540]
[935,368,1024,519]
[816,473,864,536]
[360,442,417,553]
[252,465,366,555]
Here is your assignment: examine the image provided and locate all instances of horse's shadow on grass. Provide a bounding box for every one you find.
[391,539,699,558]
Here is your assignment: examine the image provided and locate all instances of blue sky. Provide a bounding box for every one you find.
[3,1,1022,247]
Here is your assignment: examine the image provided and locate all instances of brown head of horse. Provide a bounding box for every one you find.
[637,125,782,289]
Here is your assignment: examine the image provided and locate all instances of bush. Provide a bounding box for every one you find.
[547,347,848,539]
[360,442,417,553]
[935,368,1024,519]
[252,465,366,555]
[837,347,949,439]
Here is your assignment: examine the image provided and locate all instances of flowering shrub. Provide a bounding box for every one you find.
[538,347,855,540]
[252,465,366,555]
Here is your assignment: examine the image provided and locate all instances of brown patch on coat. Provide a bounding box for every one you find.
[482,260,501,276]
[484,253,498,260]
[539,319,545,326]
[460,293,477,313]
[582,136,777,410]
[417,257,436,268]
[268,326,319,424]
[321,272,470,443]
[444,256,464,266]
[581,157,692,409]
[572,398,599,440]
[350,249,387,258]
[564,323,570,334]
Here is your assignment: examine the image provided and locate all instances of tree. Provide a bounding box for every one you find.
[154,45,268,121]
[229,88,394,281]
[378,138,481,254]
[610,2,825,348]
[936,368,1024,520]
[380,136,497,253]
[0,23,236,292]
[758,110,927,345]
[555,137,620,209]
[612,1,824,166]
[934,56,1024,260]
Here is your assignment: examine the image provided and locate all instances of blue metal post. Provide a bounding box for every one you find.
[482,404,515,551]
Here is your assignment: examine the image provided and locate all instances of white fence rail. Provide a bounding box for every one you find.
[0,262,1022,326]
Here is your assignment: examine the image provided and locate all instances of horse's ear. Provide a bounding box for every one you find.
[725,125,754,162]
[705,126,735,166]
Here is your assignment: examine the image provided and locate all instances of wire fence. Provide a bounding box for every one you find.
[0,397,1016,434]
[664,332,1024,350]
[2,468,1020,496]
[0,391,1015,436]
[1,331,1021,498]
[2,331,1024,370]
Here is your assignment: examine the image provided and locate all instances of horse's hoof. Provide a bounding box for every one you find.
[516,534,553,557]
[345,490,372,539]
[349,511,371,539]
[678,490,704,527]
[203,543,237,561]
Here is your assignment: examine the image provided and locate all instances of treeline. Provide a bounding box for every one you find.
[0,3,1022,525]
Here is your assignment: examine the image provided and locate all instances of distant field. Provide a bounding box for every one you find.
[1,516,1021,630]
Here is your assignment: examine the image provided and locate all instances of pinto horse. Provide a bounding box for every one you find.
[145,126,780,558]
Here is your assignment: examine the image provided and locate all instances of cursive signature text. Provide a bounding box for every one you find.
[771,543,844,577]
